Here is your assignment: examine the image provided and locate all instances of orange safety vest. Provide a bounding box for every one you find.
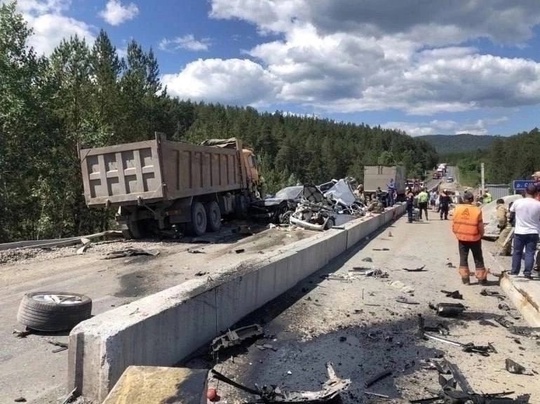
[452,204,483,242]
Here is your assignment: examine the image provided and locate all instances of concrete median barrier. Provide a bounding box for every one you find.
[68,204,405,402]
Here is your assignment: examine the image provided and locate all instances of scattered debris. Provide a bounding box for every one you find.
[60,387,78,404]
[364,269,388,278]
[506,358,528,375]
[211,362,350,403]
[14,398,27,403]
[430,302,466,317]
[445,262,456,268]
[417,315,450,336]
[211,324,264,353]
[372,248,390,251]
[256,343,277,352]
[235,249,245,254]
[104,248,159,259]
[499,302,512,311]
[188,248,205,254]
[13,328,32,338]
[480,288,505,300]
[194,271,208,276]
[361,257,373,262]
[47,339,68,353]
[402,265,426,272]
[396,296,420,305]
[364,369,392,388]
[76,239,92,255]
[411,359,530,403]
[441,290,463,300]
[364,391,390,399]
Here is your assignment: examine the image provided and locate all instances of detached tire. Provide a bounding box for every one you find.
[17,292,92,332]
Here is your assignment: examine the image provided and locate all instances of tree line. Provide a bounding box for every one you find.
[0,2,437,242]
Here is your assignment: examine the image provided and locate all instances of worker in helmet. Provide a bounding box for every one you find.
[452,191,487,285]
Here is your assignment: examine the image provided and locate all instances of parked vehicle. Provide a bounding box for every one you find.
[79,134,261,238]
[364,165,406,201]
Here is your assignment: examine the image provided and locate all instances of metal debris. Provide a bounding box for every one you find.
[235,249,245,254]
[372,248,390,251]
[211,362,350,403]
[402,265,426,272]
[188,248,205,254]
[47,339,68,353]
[411,359,530,403]
[13,328,32,338]
[211,324,264,353]
[104,248,160,259]
[506,358,528,375]
[441,290,463,299]
[396,296,420,305]
[195,271,208,276]
[430,302,466,317]
[364,369,392,388]
[361,257,373,262]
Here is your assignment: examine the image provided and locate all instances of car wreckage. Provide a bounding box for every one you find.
[250,179,367,230]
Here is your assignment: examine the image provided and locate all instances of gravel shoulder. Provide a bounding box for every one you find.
[202,214,539,403]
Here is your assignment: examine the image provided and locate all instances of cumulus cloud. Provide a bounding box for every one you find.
[382,117,509,137]
[99,0,139,26]
[2,0,95,55]
[159,35,211,52]
[162,58,279,106]
[163,0,540,118]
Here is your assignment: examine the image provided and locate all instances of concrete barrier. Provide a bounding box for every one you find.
[68,204,405,402]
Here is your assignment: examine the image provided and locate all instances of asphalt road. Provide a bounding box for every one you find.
[0,225,314,404]
[207,210,539,403]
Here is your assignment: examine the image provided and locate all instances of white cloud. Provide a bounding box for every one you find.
[382,117,509,137]
[161,0,540,116]
[98,0,138,26]
[162,58,279,106]
[2,0,95,55]
[159,35,211,52]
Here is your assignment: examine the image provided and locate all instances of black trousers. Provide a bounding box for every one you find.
[440,204,449,219]
[418,202,428,219]
[458,240,484,268]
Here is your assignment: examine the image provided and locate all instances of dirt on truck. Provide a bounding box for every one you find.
[79,134,262,239]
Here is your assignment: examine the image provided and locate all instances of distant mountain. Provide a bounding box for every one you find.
[417,134,500,155]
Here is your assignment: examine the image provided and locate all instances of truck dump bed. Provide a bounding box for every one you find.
[80,136,246,207]
[364,165,406,193]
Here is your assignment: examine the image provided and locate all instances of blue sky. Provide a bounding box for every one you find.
[9,0,540,137]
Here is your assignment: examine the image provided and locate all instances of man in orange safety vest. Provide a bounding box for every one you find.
[452,190,488,285]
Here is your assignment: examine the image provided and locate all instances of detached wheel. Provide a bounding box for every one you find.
[205,201,222,232]
[187,201,207,236]
[17,292,92,332]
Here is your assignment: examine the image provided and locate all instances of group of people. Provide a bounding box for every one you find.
[405,187,452,223]
[451,175,540,285]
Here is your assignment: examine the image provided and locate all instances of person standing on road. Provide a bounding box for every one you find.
[406,187,415,223]
[452,191,487,285]
[387,178,396,207]
[509,184,540,279]
[430,190,437,210]
[483,189,493,204]
[496,199,508,231]
[439,189,451,220]
[417,187,429,220]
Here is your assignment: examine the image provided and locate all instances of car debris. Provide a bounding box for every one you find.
[256,343,277,352]
[235,249,245,254]
[402,265,426,272]
[362,257,373,262]
[506,358,529,375]
[372,248,390,251]
[13,328,32,338]
[211,324,264,353]
[211,362,351,403]
[13,397,27,403]
[445,262,456,268]
[411,359,530,403]
[441,290,463,299]
[364,391,390,399]
[364,369,392,388]
[396,296,420,305]
[104,248,160,259]
[430,302,466,317]
[188,248,205,254]
[417,314,450,336]
[47,339,68,353]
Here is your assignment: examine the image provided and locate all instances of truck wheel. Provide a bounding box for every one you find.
[187,202,207,236]
[205,201,222,232]
[17,292,92,332]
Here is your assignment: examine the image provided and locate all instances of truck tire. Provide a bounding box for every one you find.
[187,201,207,236]
[17,292,92,332]
[205,201,222,232]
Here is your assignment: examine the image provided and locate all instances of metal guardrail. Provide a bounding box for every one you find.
[0,231,123,251]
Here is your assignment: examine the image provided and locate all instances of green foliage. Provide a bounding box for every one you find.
[0,3,438,241]
[418,134,499,154]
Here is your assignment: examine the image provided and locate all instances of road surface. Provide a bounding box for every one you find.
[0,225,314,404]
[204,212,539,403]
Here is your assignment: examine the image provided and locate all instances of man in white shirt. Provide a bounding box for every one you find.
[509,184,540,278]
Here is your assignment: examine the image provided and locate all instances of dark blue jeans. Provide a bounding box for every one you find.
[511,233,539,275]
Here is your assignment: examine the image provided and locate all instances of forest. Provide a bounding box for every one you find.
[0,2,439,242]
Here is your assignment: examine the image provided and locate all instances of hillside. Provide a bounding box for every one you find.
[417,134,499,154]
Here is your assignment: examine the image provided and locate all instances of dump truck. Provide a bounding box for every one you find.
[363,165,406,201]
[79,134,261,238]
